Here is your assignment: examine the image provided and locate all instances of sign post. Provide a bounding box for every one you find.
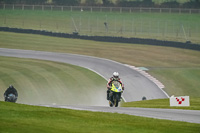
[170,96,190,106]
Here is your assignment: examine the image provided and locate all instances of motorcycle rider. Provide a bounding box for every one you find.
[107,72,124,100]
[4,85,18,102]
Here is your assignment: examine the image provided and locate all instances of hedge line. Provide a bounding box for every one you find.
[0,27,200,51]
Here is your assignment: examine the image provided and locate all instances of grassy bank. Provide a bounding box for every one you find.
[149,67,200,98]
[0,56,107,105]
[0,32,199,67]
[0,102,199,133]
[0,9,199,43]
[0,31,200,98]
[121,98,200,110]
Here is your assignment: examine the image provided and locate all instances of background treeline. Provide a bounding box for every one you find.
[0,0,199,8]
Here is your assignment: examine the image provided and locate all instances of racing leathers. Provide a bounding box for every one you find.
[4,85,18,102]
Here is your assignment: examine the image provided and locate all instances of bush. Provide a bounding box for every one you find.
[52,0,80,6]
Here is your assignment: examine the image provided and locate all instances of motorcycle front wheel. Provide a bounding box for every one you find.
[114,94,120,107]
[109,101,113,107]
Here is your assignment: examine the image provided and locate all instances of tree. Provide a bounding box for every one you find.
[182,0,200,8]
[25,0,47,4]
[0,0,47,4]
[85,0,98,6]
[102,0,113,6]
[52,0,80,6]
[160,1,180,8]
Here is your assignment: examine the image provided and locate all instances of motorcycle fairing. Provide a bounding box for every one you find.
[111,81,123,92]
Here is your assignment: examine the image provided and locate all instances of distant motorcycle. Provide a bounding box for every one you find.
[5,94,17,103]
[109,81,123,107]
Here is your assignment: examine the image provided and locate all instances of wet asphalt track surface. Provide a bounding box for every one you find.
[0,48,200,124]
[40,104,200,124]
[0,48,168,102]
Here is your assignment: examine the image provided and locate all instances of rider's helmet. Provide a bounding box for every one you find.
[9,85,14,89]
[113,72,119,80]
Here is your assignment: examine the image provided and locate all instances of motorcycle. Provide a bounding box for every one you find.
[108,81,123,107]
[5,94,17,103]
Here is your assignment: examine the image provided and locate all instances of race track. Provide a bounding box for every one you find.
[0,48,168,102]
[41,104,200,124]
[2,48,200,124]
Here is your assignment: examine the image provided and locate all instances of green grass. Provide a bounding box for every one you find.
[149,68,200,98]
[0,56,107,105]
[0,102,199,133]
[121,98,200,110]
[0,31,200,98]
[0,9,200,43]
[0,31,199,67]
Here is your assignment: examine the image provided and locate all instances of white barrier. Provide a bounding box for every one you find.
[1,4,200,14]
[170,96,190,106]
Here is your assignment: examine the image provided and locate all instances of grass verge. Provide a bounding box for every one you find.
[148,67,200,98]
[0,56,107,105]
[0,102,199,133]
[121,98,200,110]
